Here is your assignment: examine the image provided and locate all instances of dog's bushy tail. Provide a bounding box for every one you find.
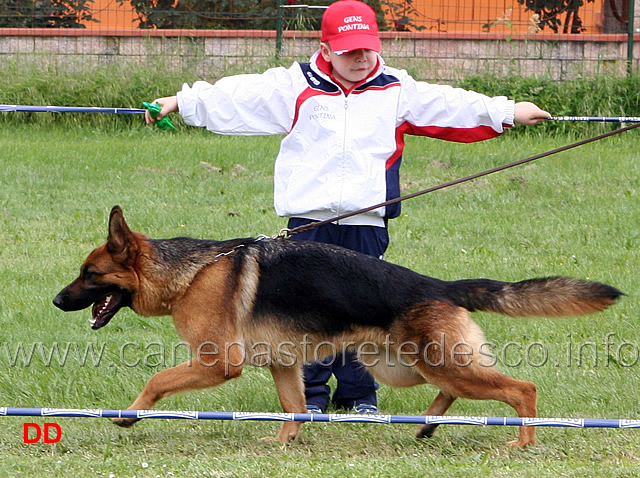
[448,277,623,317]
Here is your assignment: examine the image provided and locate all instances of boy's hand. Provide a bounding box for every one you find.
[514,101,551,125]
[144,96,179,125]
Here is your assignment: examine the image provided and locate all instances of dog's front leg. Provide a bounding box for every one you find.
[261,365,306,444]
[113,358,244,428]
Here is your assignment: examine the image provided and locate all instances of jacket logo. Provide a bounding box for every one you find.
[309,105,335,121]
[306,71,320,86]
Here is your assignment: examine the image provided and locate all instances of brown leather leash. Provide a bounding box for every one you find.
[277,121,640,239]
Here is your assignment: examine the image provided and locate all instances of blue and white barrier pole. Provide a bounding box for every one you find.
[0,105,146,114]
[549,116,640,123]
[2,407,640,429]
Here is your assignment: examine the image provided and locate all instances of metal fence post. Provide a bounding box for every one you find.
[628,0,636,75]
[276,0,283,59]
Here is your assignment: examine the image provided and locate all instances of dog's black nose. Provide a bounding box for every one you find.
[52,294,65,309]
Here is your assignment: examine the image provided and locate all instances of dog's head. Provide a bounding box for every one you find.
[53,206,139,330]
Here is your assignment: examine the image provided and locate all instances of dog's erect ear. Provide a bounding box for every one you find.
[107,205,137,265]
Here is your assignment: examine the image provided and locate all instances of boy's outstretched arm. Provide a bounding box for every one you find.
[144,96,178,125]
[514,101,551,125]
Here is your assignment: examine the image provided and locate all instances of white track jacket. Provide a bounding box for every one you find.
[177,51,515,227]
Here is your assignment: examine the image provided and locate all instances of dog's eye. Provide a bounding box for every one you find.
[82,266,104,280]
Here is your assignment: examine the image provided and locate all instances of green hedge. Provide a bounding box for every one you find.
[2,62,640,135]
[457,74,640,135]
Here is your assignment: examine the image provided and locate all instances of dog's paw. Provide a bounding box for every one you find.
[112,417,140,428]
[260,435,292,445]
[416,423,438,439]
[507,438,535,448]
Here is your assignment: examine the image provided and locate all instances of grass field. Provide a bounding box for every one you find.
[1,122,639,477]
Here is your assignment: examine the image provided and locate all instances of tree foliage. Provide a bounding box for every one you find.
[380,0,424,31]
[117,0,386,31]
[517,0,596,33]
[0,0,95,28]
[118,0,281,29]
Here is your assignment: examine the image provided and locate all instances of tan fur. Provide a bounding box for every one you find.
[491,277,617,317]
[53,206,622,449]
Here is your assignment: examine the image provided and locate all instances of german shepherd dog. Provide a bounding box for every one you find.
[54,206,622,447]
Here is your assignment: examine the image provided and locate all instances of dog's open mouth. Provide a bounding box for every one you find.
[90,291,126,330]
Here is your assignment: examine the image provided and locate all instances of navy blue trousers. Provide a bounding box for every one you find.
[287,217,389,412]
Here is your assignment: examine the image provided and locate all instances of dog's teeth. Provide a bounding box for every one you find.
[88,318,96,325]
[98,295,112,314]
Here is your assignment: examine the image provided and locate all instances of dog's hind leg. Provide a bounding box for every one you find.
[416,391,456,439]
[263,365,307,444]
[416,365,537,447]
[402,302,537,447]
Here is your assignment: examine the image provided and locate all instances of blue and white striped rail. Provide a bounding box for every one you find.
[549,116,640,123]
[0,105,146,114]
[3,107,640,123]
[2,407,640,429]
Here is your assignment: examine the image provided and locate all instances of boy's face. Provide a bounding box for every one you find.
[320,43,378,89]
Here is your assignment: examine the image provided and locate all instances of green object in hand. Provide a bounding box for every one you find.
[142,102,176,131]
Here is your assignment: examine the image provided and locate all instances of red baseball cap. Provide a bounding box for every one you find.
[321,1,381,54]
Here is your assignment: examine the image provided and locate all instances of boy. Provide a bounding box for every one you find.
[146,0,550,415]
